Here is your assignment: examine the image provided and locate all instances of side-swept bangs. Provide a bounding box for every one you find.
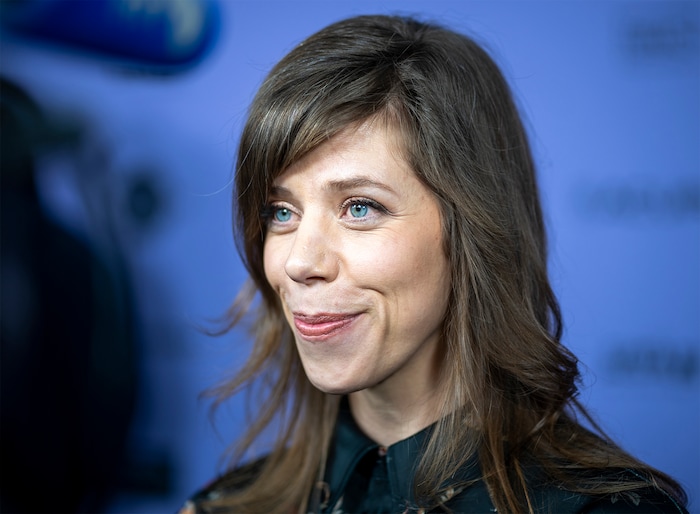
[233,16,426,300]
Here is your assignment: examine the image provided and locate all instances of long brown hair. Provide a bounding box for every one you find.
[206,14,687,513]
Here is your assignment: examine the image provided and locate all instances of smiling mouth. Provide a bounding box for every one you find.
[293,313,360,340]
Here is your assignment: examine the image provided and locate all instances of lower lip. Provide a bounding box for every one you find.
[293,315,359,341]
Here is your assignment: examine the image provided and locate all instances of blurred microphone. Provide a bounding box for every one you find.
[0,0,220,72]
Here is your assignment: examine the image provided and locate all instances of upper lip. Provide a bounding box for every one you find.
[292,312,359,323]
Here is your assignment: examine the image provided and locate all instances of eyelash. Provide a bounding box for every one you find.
[261,197,388,226]
[340,197,388,219]
[259,204,292,224]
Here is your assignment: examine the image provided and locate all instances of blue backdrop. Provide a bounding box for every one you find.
[2,1,698,512]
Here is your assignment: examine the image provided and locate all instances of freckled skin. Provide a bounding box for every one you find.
[263,123,450,405]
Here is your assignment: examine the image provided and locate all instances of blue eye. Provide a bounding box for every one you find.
[349,203,369,218]
[274,207,292,222]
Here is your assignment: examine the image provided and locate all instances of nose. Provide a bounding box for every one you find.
[283,215,339,284]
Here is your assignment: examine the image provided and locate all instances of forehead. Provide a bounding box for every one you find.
[271,120,411,189]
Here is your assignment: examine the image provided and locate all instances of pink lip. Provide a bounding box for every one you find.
[293,313,360,341]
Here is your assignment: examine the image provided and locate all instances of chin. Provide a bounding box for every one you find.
[305,373,367,396]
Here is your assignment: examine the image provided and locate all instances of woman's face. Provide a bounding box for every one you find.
[263,122,450,395]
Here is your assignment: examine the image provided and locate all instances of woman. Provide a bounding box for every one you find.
[182,14,688,514]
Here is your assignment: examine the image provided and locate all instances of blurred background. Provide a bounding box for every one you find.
[1,1,697,513]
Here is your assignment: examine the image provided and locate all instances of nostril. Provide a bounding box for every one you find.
[284,233,338,284]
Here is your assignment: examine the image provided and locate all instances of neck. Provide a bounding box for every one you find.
[347,342,445,447]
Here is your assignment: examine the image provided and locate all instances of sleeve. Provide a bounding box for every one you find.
[176,457,268,514]
[579,489,689,514]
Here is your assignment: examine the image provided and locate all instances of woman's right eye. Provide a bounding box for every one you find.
[273,207,292,223]
[263,203,297,230]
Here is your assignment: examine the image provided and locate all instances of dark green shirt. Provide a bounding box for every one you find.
[185,402,687,514]
[317,403,686,514]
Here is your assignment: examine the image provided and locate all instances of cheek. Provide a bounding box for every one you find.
[262,238,282,289]
[396,227,450,315]
[353,228,449,302]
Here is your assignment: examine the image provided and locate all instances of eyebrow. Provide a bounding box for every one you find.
[270,176,398,198]
[326,177,397,195]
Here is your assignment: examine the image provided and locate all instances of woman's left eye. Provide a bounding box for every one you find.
[341,198,386,223]
[348,203,369,218]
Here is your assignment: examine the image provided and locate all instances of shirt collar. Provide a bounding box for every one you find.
[323,398,481,509]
